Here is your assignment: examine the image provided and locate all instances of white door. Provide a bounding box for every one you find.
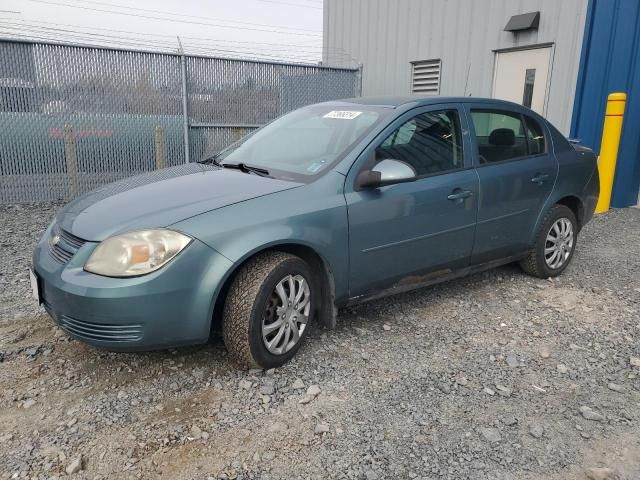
[492,47,552,114]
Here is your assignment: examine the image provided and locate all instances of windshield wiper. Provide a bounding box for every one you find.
[222,162,270,177]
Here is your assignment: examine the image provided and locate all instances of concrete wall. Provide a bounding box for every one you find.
[323,0,589,134]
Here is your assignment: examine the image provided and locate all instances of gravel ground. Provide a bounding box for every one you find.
[1,203,639,480]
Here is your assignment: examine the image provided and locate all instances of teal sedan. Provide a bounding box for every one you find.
[31,96,599,368]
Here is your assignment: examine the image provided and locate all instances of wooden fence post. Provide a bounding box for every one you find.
[154,126,167,170]
[62,125,78,197]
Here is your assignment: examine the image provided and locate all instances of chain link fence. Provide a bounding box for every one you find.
[0,39,360,203]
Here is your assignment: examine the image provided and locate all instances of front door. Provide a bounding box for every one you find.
[345,105,479,298]
[493,46,552,114]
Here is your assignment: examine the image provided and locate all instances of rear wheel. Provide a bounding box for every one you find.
[222,252,314,369]
[519,204,578,278]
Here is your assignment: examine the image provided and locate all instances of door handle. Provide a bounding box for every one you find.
[447,189,473,201]
[531,173,549,184]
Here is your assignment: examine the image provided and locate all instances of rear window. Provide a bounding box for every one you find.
[470,110,528,163]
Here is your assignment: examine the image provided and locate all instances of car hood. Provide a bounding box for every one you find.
[57,163,302,241]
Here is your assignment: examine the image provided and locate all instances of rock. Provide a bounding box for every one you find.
[557,364,569,374]
[528,423,544,438]
[539,346,552,358]
[483,387,495,396]
[239,380,252,390]
[267,422,288,433]
[291,379,305,390]
[190,425,202,440]
[262,451,275,461]
[365,469,379,480]
[585,467,614,480]
[25,346,40,357]
[495,384,512,397]
[169,382,179,391]
[630,357,640,367]
[382,324,391,331]
[298,395,315,405]
[579,406,605,422]
[505,354,519,368]
[306,385,321,397]
[117,390,127,400]
[314,423,330,435]
[438,383,451,394]
[501,415,517,426]
[22,398,36,409]
[65,455,83,475]
[607,382,625,393]
[455,375,468,386]
[479,428,501,443]
[260,385,275,395]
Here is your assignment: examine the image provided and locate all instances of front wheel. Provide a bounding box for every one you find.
[519,204,578,278]
[222,252,314,369]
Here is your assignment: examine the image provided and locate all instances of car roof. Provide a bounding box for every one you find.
[325,95,526,110]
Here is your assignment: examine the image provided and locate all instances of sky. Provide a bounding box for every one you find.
[0,0,326,64]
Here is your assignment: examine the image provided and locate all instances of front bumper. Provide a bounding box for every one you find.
[32,227,233,351]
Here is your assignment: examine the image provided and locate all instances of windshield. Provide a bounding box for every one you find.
[215,105,388,182]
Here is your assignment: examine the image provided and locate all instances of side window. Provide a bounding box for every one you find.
[524,115,546,155]
[375,110,464,176]
[470,110,528,163]
[381,120,416,146]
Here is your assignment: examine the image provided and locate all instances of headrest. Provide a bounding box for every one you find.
[489,128,515,146]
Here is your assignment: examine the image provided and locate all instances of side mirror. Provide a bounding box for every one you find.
[355,159,417,190]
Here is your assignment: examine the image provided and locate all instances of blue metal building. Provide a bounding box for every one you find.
[571,0,640,207]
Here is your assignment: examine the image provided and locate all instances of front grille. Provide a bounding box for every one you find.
[48,224,86,264]
[44,302,143,344]
[58,315,143,343]
[48,243,73,263]
[58,227,85,250]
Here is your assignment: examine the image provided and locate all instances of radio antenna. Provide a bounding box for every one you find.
[463,64,471,96]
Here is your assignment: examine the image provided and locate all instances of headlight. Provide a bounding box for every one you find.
[85,229,192,277]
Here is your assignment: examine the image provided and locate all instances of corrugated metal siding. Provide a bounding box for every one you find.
[571,0,640,207]
[324,0,589,134]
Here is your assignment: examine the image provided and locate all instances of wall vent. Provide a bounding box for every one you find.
[411,59,441,95]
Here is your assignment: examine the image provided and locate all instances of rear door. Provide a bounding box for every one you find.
[465,104,557,263]
[345,104,479,298]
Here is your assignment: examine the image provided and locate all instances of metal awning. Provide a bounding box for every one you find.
[504,12,540,32]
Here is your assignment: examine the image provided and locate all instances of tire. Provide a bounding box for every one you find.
[519,204,578,278]
[222,251,315,369]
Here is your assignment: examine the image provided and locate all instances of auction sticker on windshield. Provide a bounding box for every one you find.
[323,111,362,120]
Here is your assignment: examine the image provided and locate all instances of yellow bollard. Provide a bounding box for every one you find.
[595,92,626,213]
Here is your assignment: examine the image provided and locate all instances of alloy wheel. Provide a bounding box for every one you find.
[262,274,311,355]
[544,217,574,269]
